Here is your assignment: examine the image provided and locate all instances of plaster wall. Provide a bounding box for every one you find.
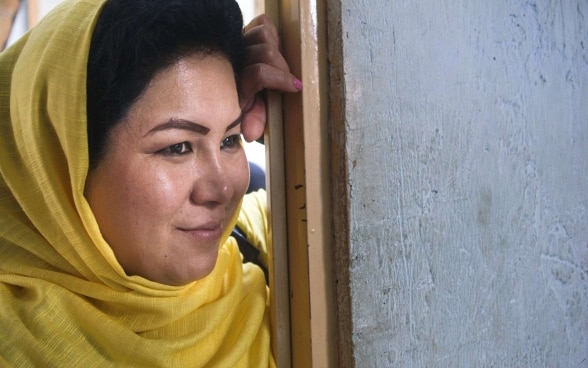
[337,0,587,366]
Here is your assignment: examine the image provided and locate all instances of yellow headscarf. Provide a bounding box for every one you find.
[0,0,273,366]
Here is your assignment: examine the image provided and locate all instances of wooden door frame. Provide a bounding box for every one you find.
[265,0,337,366]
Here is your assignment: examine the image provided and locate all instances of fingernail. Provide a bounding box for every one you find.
[294,78,303,91]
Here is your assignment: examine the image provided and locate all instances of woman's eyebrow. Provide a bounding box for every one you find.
[146,119,209,136]
[145,116,242,137]
[225,116,243,132]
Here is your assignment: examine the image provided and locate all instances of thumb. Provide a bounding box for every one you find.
[241,95,266,142]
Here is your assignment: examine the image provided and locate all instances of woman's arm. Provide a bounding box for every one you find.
[0,0,20,50]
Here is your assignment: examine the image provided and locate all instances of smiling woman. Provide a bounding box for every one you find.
[0,0,300,366]
[85,55,249,285]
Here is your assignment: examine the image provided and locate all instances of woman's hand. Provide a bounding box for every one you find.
[240,14,302,142]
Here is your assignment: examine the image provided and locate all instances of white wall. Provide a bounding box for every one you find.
[338,0,587,366]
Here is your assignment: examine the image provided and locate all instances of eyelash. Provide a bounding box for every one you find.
[159,135,242,156]
[220,134,242,150]
[161,142,192,155]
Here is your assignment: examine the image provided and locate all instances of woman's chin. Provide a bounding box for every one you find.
[163,252,220,286]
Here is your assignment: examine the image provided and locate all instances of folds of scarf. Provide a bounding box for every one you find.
[0,0,273,366]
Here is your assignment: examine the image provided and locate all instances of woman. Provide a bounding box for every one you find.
[0,0,300,366]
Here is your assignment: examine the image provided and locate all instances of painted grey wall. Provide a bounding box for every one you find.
[336,0,587,366]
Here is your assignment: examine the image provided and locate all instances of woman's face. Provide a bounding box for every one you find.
[85,54,249,285]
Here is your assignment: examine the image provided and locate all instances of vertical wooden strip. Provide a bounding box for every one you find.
[277,0,336,365]
[278,1,313,367]
[265,91,292,368]
[262,2,292,367]
[280,0,337,365]
[325,0,353,365]
[299,0,336,366]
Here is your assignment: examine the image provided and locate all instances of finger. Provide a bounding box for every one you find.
[241,95,267,142]
[243,14,278,42]
[240,63,301,100]
[245,43,290,72]
[243,23,279,48]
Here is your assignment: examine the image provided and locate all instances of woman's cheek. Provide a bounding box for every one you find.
[237,154,251,196]
[135,165,184,210]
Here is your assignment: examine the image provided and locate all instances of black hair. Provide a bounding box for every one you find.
[86,0,245,168]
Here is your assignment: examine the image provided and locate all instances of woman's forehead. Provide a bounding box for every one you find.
[119,55,241,133]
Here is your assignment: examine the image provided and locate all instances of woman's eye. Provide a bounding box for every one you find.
[220,134,242,150]
[160,142,192,155]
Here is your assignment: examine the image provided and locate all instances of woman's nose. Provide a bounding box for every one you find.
[189,152,232,206]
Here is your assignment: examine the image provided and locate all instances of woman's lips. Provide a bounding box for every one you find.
[177,222,223,242]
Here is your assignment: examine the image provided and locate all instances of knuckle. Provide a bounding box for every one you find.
[251,64,266,89]
[252,26,273,44]
[256,14,271,25]
[262,45,277,62]
[256,15,279,42]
